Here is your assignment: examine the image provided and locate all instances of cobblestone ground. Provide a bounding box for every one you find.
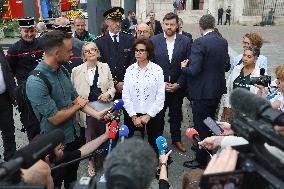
[0,23,283,188]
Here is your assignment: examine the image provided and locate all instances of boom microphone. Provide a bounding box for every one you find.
[230,88,284,125]
[0,129,64,179]
[104,138,157,189]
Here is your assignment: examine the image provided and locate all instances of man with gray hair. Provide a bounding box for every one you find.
[181,14,228,168]
[36,22,47,38]
[135,23,152,39]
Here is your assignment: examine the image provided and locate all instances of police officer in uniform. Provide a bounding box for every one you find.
[95,7,134,98]
[6,17,44,141]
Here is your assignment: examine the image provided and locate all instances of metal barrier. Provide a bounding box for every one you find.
[243,0,284,17]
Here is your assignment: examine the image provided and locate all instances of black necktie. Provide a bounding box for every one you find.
[113,35,118,48]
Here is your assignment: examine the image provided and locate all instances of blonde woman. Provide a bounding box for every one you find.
[71,42,116,176]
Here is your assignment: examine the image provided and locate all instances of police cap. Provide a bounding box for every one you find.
[103,7,124,20]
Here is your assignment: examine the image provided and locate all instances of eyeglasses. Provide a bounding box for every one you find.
[134,48,147,53]
[137,30,150,35]
[84,48,98,54]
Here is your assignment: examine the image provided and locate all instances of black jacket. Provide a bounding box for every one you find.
[147,20,163,35]
[0,47,16,104]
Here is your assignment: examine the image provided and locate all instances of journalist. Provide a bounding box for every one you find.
[223,46,261,121]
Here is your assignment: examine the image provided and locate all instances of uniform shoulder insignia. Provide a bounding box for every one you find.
[95,34,105,40]
[122,31,132,35]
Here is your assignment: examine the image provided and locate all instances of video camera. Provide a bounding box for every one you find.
[250,75,271,87]
[200,88,284,189]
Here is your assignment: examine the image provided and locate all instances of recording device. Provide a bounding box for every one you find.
[108,121,118,154]
[104,138,157,189]
[185,128,212,158]
[200,88,284,189]
[250,68,271,87]
[118,125,129,142]
[0,130,64,188]
[108,99,124,114]
[203,117,224,135]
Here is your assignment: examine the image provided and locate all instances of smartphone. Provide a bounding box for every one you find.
[203,117,224,135]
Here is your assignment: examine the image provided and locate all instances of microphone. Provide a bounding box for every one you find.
[260,68,265,76]
[108,99,124,114]
[156,136,168,155]
[230,88,284,125]
[119,125,129,142]
[0,129,64,179]
[105,138,157,189]
[108,121,118,154]
[185,128,212,158]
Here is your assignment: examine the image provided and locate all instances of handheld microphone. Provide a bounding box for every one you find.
[156,136,168,155]
[0,129,64,179]
[108,121,118,154]
[108,99,124,114]
[260,68,265,76]
[230,88,284,125]
[119,125,129,142]
[185,128,212,158]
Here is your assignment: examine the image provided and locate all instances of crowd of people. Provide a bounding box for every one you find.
[0,5,283,189]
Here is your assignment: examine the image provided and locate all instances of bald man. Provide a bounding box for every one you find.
[136,23,152,39]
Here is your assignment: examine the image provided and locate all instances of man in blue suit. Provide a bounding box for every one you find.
[151,12,192,152]
[181,14,228,168]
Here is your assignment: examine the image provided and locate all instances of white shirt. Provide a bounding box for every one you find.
[164,33,176,63]
[277,94,284,112]
[87,67,96,86]
[0,64,6,94]
[109,31,120,42]
[122,61,165,117]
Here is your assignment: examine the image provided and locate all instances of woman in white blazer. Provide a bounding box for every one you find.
[71,42,116,176]
[223,46,261,121]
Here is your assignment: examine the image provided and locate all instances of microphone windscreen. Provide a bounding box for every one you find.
[108,121,118,140]
[260,68,265,76]
[14,129,64,169]
[185,128,198,141]
[113,99,124,110]
[156,136,167,155]
[230,88,270,119]
[119,125,129,137]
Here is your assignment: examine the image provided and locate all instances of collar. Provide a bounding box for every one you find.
[179,31,183,35]
[163,33,177,40]
[134,61,153,70]
[38,61,59,73]
[74,30,89,39]
[109,31,120,38]
[203,30,214,36]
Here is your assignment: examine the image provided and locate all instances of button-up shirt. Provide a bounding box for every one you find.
[122,61,165,117]
[164,33,176,63]
[0,64,6,94]
[26,61,80,144]
[109,31,120,42]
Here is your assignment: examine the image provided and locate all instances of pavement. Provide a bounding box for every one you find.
[0,23,283,188]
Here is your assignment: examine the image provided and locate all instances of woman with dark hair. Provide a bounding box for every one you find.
[232,32,267,71]
[122,38,165,153]
[223,45,262,121]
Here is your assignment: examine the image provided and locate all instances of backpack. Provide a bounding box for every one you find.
[15,68,70,140]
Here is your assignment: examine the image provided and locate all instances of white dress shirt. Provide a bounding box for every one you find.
[164,33,176,63]
[0,65,6,94]
[109,31,120,42]
[122,61,165,117]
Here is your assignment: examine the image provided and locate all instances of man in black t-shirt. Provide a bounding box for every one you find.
[224,6,231,25]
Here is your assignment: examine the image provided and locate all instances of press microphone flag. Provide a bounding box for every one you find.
[156,136,168,155]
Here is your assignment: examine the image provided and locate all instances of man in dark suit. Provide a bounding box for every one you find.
[122,10,137,34]
[0,47,16,161]
[181,14,227,168]
[151,12,192,153]
[178,18,193,44]
[224,6,231,25]
[147,11,163,35]
[217,7,224,25]
[95,7,134,98]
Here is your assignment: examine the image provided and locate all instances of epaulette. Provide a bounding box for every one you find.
[95,34,105,40]
[122,31,132,35]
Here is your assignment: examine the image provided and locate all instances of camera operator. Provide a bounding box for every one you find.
[223,46,261,122]
[198,122,284,163]
[256,65,284,111]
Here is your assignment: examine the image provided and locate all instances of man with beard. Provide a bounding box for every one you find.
[95,7,134,99]
[146,11,163,35]
[72,16,95,42]
[151,12,192,153]
[122,10,137,34]
[26,30,109,189]
[6,17,44,141]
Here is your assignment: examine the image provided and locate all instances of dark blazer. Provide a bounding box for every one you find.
[181,31,193,44]
[0,47,16,104]
[147,20,163,35]
[181,32,228,99]
[122,18,138,33]
[151,33,192,87]
[95,32,134,82]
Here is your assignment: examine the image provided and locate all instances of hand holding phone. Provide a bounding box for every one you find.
[203,117,224,135]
